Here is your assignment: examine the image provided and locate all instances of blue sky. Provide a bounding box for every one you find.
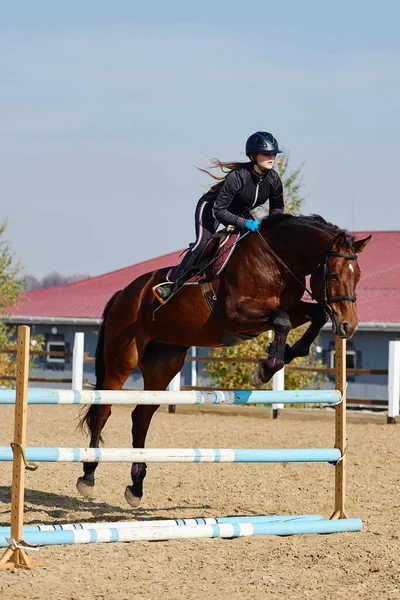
[1,1,399,277]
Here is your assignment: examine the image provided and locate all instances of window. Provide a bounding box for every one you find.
[41,334,70,371]
[329,349,357,370]
[324,341,361,382]
[46,341,66,364]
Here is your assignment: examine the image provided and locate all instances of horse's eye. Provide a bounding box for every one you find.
[329,273,339,281]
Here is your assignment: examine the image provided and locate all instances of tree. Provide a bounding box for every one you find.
[255,152,305,218]
[206,154,326,392]
[0,222,43,385]
[24,272,90,291]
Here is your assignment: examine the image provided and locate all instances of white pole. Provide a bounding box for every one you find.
[72,333,84,390]
[388,340,400,423]
[191,347,197,387]
[272,367,285,419]
[168,372,181,392]
[167,370,181,414]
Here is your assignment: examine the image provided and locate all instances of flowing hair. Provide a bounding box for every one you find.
[197,158,250,193]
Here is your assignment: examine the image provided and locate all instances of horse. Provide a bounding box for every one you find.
[77,213,371,506]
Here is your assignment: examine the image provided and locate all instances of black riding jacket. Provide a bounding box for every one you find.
[202,162,284,229]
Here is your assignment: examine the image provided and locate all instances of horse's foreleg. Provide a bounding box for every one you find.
[125,342,189,508]
[250,311,291,385]
[284,302,328,364]
[232,299,291,385]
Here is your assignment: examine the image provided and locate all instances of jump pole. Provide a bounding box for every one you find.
[0,514,325,537]
[0,446,343,463]
[0,326,42,569]
[0,388,342,405]
[0,518,362,548]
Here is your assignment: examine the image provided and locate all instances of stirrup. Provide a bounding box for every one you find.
[152,282,175,304]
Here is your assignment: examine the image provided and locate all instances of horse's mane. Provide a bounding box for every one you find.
[262,213,355,247]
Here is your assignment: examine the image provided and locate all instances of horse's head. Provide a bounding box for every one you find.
[311,232,372,338]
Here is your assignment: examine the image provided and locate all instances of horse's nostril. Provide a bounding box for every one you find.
[342,322,349,334]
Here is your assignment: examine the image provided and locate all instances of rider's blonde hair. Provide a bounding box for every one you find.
[197,158,250,193]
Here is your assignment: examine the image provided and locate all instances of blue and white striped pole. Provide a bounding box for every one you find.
[1,518,362,547]
[0,388,342,405]
[0,447,342,463]
[0,514,324,537]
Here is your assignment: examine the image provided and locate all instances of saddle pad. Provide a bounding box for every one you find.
[167,233,241,285]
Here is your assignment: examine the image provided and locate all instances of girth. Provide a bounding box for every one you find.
[201,282,257,346]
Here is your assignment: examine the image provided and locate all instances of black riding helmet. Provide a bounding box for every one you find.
[246,131,282,158]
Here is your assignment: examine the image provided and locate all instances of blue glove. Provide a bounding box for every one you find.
[244,219,261,232]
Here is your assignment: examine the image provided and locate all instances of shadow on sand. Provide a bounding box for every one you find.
[0,486,210,526]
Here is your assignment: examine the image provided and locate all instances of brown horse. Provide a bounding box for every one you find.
[77,214,371,506]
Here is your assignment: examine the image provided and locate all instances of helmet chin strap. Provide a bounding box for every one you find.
[253,162,268,174]
[248,154,273,174]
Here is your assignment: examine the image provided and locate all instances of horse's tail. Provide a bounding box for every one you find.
[78,290,121,439]
[94,290,121,389]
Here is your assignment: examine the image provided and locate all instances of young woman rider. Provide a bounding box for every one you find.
[153,131,285,302]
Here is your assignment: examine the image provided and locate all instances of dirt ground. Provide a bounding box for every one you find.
[0,403,399,600]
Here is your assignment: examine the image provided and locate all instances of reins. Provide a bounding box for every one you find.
[255,231,316,300]
[255,229,358,316]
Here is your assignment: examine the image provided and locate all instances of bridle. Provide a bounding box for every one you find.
[320,238,357,317]
[255,230,358,318]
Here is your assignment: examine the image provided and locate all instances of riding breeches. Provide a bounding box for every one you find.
[190,199,219,258]
[169,200,218,283]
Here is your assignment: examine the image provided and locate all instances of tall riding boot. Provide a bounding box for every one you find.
[171,250,198,286]
[152,251,198,303]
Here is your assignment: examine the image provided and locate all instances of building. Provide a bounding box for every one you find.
[4,232,400,400]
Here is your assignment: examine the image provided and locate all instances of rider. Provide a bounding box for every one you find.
[153,131,285,302]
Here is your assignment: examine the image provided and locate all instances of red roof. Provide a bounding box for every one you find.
[9,250,182,321]
[355,231,400,324]
[7,232,400,324]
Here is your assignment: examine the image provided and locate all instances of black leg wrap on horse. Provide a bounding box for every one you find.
[78,461,98,486]
[130,462,147,499]
[267,340,280,359]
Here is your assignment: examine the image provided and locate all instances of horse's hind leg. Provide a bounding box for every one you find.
[76,372,132,497]
[76,343,138,498]
[125,342,189,508]
[76,404,112,497]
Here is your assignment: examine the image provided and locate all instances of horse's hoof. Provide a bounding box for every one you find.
[76,477,95,498]
[250,365,264,387]
[125,486,142,507]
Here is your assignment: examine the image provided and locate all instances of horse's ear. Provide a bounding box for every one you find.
[352,235,372,254]
[330,232,347,252]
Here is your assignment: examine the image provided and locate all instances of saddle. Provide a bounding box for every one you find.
[152,227,256,346]
[167,228,242,285]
